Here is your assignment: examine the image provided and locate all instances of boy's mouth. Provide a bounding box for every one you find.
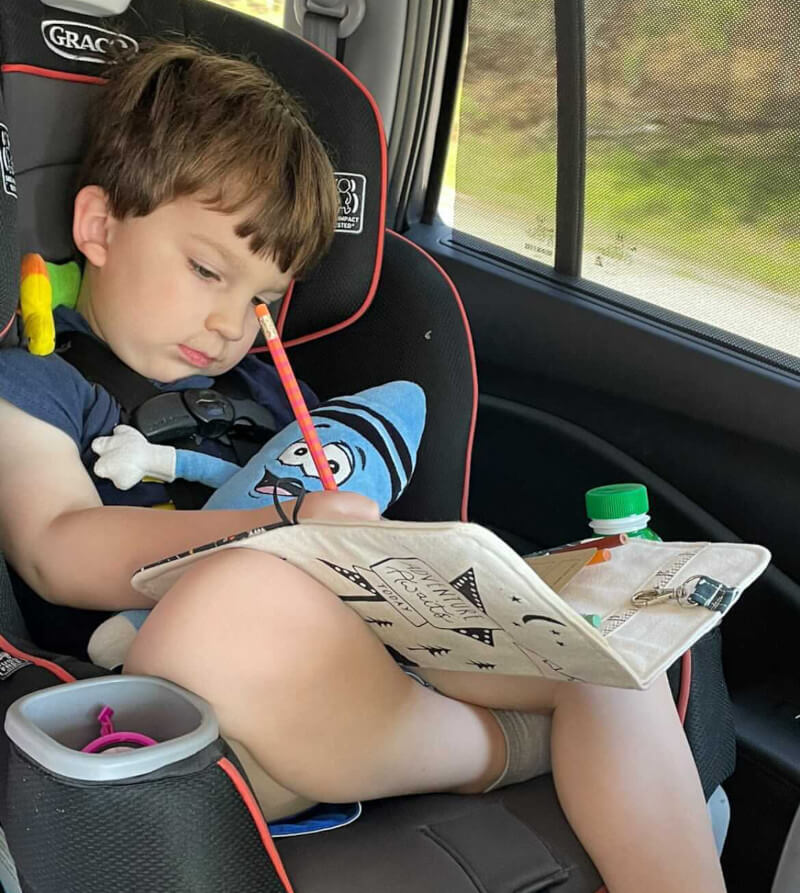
[179,344,213,368]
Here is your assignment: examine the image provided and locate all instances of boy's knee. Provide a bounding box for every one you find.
[177,548,288,590]
[551,672,674,718]
[160,548,335,619]
[127,548,356,677]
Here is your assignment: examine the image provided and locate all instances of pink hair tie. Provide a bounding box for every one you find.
[81,706,158,753]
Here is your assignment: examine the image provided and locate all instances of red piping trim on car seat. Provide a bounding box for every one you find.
[677,649,692,724]
[0,64,106,86]
[0,633,76,683]
[276,44,387,349]
[387,231,478,523]
[217,757,295,893]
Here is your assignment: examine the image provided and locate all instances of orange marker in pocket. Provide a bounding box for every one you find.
[587,549,612,566]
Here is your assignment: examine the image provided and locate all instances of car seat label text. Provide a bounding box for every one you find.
[0,125,16,199]
[335,172,366,234]
[41,20,139,64]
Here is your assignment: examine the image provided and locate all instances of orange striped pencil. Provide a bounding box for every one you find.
[253,302,337,491]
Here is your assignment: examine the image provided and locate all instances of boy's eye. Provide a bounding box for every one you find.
[189,259,220,282]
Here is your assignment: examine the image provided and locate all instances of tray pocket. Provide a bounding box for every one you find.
[420,803,569,892]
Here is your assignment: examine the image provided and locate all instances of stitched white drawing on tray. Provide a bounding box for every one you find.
[318,555,586,680]
[132,521,771,688]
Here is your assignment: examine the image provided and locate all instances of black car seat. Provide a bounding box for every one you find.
[0,2,731,892]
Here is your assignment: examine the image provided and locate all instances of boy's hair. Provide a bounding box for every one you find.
[77,42,338,278]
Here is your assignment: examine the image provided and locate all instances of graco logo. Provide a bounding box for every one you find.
[0,124,16,199]
[41,20,138,64]
[334,172,366,235]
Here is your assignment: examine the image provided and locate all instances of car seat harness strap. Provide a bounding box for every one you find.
[56,330,278,446]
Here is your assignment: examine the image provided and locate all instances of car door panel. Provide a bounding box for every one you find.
[408,220,800,893]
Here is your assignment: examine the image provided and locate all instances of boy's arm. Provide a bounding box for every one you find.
[0,399,378,611]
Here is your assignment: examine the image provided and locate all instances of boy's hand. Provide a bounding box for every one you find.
[296,490,380,523]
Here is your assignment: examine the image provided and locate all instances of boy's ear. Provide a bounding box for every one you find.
[73,185,112,267]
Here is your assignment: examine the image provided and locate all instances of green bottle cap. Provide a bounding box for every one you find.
[585,483,649,520]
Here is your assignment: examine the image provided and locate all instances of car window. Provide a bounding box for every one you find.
[441,1,800,362]
[207,0,285,28]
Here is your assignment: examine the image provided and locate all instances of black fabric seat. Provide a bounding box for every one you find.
[0,2,607,891]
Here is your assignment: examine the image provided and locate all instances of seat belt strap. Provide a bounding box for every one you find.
[294,0,366,60]
[304,11,340,57]
[56,331,278,507]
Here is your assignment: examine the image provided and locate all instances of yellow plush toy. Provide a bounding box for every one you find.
[18,253,81,356]
[19,253,55,356]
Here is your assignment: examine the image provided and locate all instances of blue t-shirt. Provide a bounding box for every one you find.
[0,307,317,506]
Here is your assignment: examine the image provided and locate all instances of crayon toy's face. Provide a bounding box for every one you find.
[253,435,357,494]
[245,413,393,508]
[203,382,426,513]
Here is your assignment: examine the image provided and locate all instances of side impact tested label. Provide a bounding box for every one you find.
[335,172,366,234]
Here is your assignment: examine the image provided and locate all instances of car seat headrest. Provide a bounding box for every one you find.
[0,0,386,346]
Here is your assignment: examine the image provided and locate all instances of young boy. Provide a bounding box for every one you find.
[0,43,725,893]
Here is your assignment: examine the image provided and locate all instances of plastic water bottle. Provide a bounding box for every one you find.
[585,483,661,541]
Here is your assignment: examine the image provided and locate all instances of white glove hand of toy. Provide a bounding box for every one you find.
[92,425,177,490]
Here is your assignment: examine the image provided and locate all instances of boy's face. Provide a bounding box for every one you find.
[77,193,292,382]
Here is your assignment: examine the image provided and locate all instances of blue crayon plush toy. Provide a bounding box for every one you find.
[88,381,426,669]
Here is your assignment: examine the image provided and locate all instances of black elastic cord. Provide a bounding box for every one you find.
[270,477,307,525]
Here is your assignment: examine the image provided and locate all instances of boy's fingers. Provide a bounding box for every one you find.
[298,491,380,522]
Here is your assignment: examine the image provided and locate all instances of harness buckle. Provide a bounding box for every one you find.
[132,389,274,444]
[183,389,235,438]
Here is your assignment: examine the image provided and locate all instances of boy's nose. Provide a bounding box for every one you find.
[206,306,247,342]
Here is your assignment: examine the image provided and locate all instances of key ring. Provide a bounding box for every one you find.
[674,575,707,608]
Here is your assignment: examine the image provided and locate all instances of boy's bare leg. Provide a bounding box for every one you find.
[422,669,726,893]
[126,549,724,893]
[125,549,507,800]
